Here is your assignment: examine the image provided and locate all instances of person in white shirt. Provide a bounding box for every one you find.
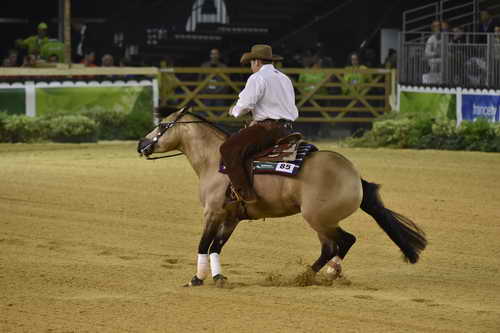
[220,44,298,203]
[424,20,442,84]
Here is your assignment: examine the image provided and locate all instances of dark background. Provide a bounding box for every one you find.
[1,0,439,66]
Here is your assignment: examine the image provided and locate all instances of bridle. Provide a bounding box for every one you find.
[140,108,225,160]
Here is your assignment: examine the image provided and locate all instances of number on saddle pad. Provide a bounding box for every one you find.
[275,162,296,174]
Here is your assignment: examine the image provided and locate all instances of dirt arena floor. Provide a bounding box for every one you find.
[1,141,499,332]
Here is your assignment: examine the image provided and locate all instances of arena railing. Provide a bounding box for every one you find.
[0,66,394,123]
[0,66,159,81]
[159,67,395,123]
[399,32,500,89]
[0,66,160,117]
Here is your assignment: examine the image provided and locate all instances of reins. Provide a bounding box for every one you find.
[144,110,229,160]
[146,152,184,160]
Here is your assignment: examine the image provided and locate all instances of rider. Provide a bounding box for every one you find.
[220,44,298,203]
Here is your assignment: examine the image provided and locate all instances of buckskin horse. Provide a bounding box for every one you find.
[137,107,427,287]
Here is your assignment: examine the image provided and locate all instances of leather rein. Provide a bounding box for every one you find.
[144,110,221,160]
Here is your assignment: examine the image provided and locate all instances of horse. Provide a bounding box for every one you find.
[137,107,427,287]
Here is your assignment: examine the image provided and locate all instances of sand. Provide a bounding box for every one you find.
[1,142,499,332]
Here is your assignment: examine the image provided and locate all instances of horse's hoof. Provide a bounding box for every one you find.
[213,274,228,288]
[325,257,343,279]
[183,275,204,287]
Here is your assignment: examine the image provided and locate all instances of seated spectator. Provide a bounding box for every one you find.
[22,55,37,68]
[7,49,19,67]
[82,50,97,67]
[101,54,114,67]
[16,22,49,58]
[48,54,59,63]
[100,54,117,80]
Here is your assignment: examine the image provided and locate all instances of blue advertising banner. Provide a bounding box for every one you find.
[460,94,500,123]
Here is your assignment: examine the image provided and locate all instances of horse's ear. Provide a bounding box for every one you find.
[154,105,178,120]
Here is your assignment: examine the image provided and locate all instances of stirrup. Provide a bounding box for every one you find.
[228,184,257,204]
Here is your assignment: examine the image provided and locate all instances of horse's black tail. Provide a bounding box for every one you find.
[360,179,427,264]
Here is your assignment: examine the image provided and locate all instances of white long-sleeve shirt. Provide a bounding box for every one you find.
[229,64,298,121]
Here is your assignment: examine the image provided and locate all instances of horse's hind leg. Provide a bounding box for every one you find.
[311,231,339,273]
[326,227,356,278]
[336,227,356,259]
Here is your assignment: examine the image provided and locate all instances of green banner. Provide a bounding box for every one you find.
[35,85,153,116]
[400,91,456,119]
[0,88,26,115]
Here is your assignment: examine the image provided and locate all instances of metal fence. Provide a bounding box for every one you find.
[399,32,500,89]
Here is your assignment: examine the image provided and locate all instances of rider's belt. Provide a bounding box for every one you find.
[256,118,293,129]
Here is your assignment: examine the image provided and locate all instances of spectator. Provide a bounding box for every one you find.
[383,48,397,69]
[298,56,327,98]
[424,20,442,84]
[82,50,97,67]
[494,26,500,87]
[477,10,500,43]
[441,21,450,33]
[297,55,330,139]
[199,48,228,108]
[451,26,466,44]
[342,52,371,135]
[496,25,500,46]
[101,54,114,67]
[72,20,99,63]
[450,26,467,85]
[16,22,49,58]
[7,49,19,67]
[479,10,499,34]
[159,55,180,105]
[48,54,59,63]
[21,55,37,68]
[342,52,368,95]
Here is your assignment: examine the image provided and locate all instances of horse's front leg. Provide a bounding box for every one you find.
[208,218,239,287]
[186,207,239,287]
[186,213,221,287]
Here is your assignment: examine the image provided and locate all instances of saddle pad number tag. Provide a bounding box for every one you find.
[275,162,295,174]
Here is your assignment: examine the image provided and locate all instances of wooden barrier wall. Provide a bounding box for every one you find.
[160,67,395,123]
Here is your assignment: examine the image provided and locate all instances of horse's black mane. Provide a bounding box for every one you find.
[155,106,230,137]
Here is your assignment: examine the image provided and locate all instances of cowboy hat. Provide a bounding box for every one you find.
[240,44,280,64]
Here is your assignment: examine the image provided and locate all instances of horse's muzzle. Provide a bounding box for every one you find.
[137,138,155,156]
